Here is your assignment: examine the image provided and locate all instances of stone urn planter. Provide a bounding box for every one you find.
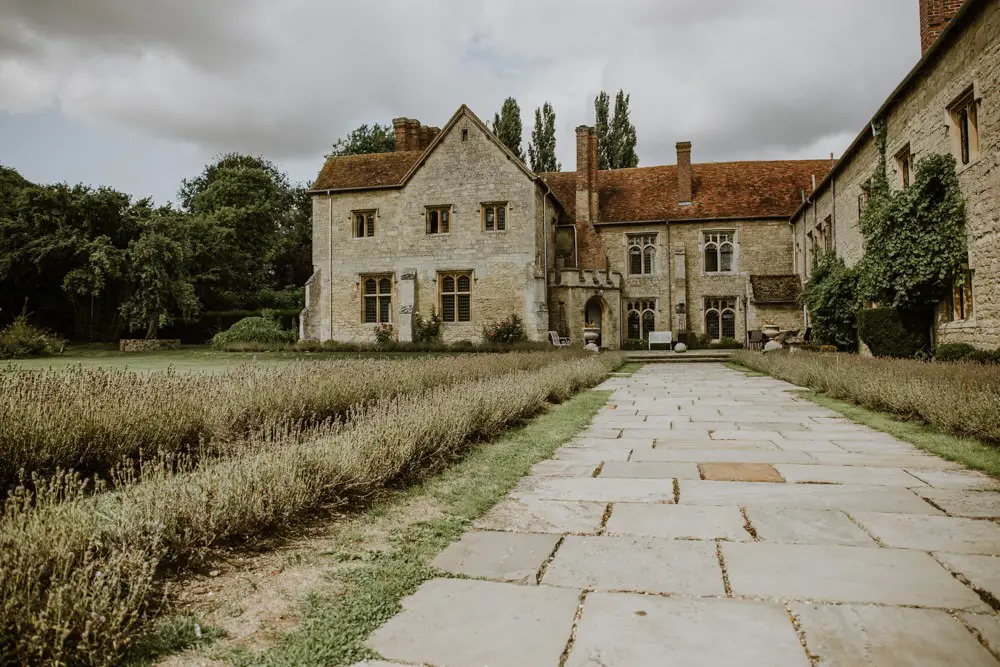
[582,326,600,352]
[762,324,781,340]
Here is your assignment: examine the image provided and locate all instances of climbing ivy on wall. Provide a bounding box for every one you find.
[800,253,861,350]
[856,118,967,313]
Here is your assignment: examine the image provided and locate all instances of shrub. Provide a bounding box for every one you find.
[209,313,296,349]
[622,338,646,351]
[733,350,1000,444]
[967,349,1000,365]
[934,342,978,362]
[155,309,301,344]
[801,253,861,350]
[374,323,395,344]
[482,314,527,345]
[0,354,622,665]
[857,308,931,358]
[711,338,744,350]
[412,309,442,343]
[0,316,65,359]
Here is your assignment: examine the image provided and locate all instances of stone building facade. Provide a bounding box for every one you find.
[303,105,832,349]
[792,0,1000,348]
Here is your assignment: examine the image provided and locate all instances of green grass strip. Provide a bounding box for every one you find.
[613,362,643,376]
[208,389,610,666]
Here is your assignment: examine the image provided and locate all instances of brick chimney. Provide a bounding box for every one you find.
[919,0,963,55]
[676,141,692,204]
[574,125,605,269]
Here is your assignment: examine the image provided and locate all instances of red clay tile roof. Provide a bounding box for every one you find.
[311,150,423,191]
[750,275,803,304]
[540,159,833,222]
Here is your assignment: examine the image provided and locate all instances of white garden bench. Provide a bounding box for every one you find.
[648,331,673,350]
[548,331,571,347]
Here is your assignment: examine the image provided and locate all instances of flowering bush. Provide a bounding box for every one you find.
[374,322,395,344]
[482,314,527,345]
[412,309,441,342]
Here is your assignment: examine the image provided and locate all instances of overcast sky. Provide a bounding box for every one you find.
[0,0,920,205]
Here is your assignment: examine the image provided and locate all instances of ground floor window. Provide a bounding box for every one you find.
[440,271,472,322]
[362,275,392,323]
[705,297,737,340]
[627,299,657,340]
[948,269,974,321]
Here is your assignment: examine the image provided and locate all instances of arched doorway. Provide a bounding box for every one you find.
[584,295,606,347]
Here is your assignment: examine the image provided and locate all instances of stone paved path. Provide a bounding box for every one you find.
[357,364,1000,666]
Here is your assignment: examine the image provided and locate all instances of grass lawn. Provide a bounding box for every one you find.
[727,361,1000,478]
[3,344,448,373]
[137,388,610,666]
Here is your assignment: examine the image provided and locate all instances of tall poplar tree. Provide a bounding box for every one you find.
[492,97,525,161]
[594,91,612,170]
[593,89,639,169]
[528,102,560,172]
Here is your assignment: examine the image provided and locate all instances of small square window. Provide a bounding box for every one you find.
[353,210,376,238]
[482,203,507,232]
[426,206,451,234]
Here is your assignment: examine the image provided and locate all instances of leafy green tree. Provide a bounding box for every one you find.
[492,97,525,161]
[119,209,201,339]
[801,253,861,350]
[528,102,560,172]
[328,123,396,157]
[594,89,638,169]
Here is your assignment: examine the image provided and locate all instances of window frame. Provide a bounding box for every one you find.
[895,144,913,189]
[352,210,377,238]
[360,274,393,324]
[439,270,473,323]
[626,299,657,340]
[703,231,736,274]
[426,205,452,235]
[949,87,980,167]
[704,297,737,341]
[626,234,657,276]
[948,269,975,322]
[481,202,508,233]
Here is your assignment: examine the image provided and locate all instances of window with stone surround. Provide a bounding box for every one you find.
[703,231,735,273]
[361,275,392,324]
[858,180,871,219]
[426,206,451,234]
[353,210,376,238]
[482,202,507,232]
[896,144,914,189]
[704,297,737,340]
[439,271,472,322]
[626,299,657,340]
[627,234,656,275]
[948,269,974,322]
[949,87,980,166]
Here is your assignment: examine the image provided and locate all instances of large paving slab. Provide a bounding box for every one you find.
[598,461,700,479]
[604,503,750,541]
[367,578,579,667]
[514,477,676,503]
[960,613,1000,659]
[472,496,606,533]
[774,463,923,487]
[632,448,814,464]
[431,531,560,583]
[935,551,1000,599]
[791,603,998,666]
[745,507,877,547]
[541,535,724,596]
[566,593,809,667]
[852,512,1000,554]
[723,542,990,610]
[906,468,1000,490]
[916,488,1000,517]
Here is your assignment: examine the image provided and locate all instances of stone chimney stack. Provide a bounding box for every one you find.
[676,141,692,204]
[919,0,963,55]
[392,118,410,151]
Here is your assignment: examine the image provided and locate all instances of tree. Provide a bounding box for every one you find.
[119,209,201,339]
[594,89,639,169]
[492,97,524,161]
[328,123,396,157]
[528,102,560,172]
[800,253,861,350]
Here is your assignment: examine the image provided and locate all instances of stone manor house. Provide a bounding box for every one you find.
[301,0,998,350]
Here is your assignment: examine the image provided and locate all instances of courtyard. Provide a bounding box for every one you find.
[359,363,1000,666]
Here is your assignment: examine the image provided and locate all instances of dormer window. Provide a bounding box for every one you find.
[426,206,451,234]
[704,231,735,273]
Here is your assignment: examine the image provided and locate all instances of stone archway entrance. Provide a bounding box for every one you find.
[584,295,607,347]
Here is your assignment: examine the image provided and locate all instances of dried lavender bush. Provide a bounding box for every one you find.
[0,353,620,665]
[0,352,578,492]
[733,350,1000,443]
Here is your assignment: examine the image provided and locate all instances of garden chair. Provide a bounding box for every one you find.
[548,331,571,347]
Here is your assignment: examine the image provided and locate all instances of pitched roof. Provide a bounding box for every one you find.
[750,275,803,304]
[540,159,833,223]
[311,150,422,191]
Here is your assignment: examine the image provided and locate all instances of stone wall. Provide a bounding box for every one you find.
[305,111,552,344]
[596,223,671,344]
[792,2,1000,348]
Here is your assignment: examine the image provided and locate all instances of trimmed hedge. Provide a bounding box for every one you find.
[210,315,296,348]
[857,308,931,358]
[152,309,300,343]
[934,343,1000,365]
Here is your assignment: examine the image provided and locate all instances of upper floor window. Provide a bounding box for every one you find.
[705,297,737,340]
[440,271,472,322]
[353,210,376,238]
[426,206,451,234]
[704,231,735,273]
[896,145,913,188]
[858,180,871,219]
[949,87,980,166]
[482,203,507,232]
[362,275,392,324]
[627,234,656,275]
